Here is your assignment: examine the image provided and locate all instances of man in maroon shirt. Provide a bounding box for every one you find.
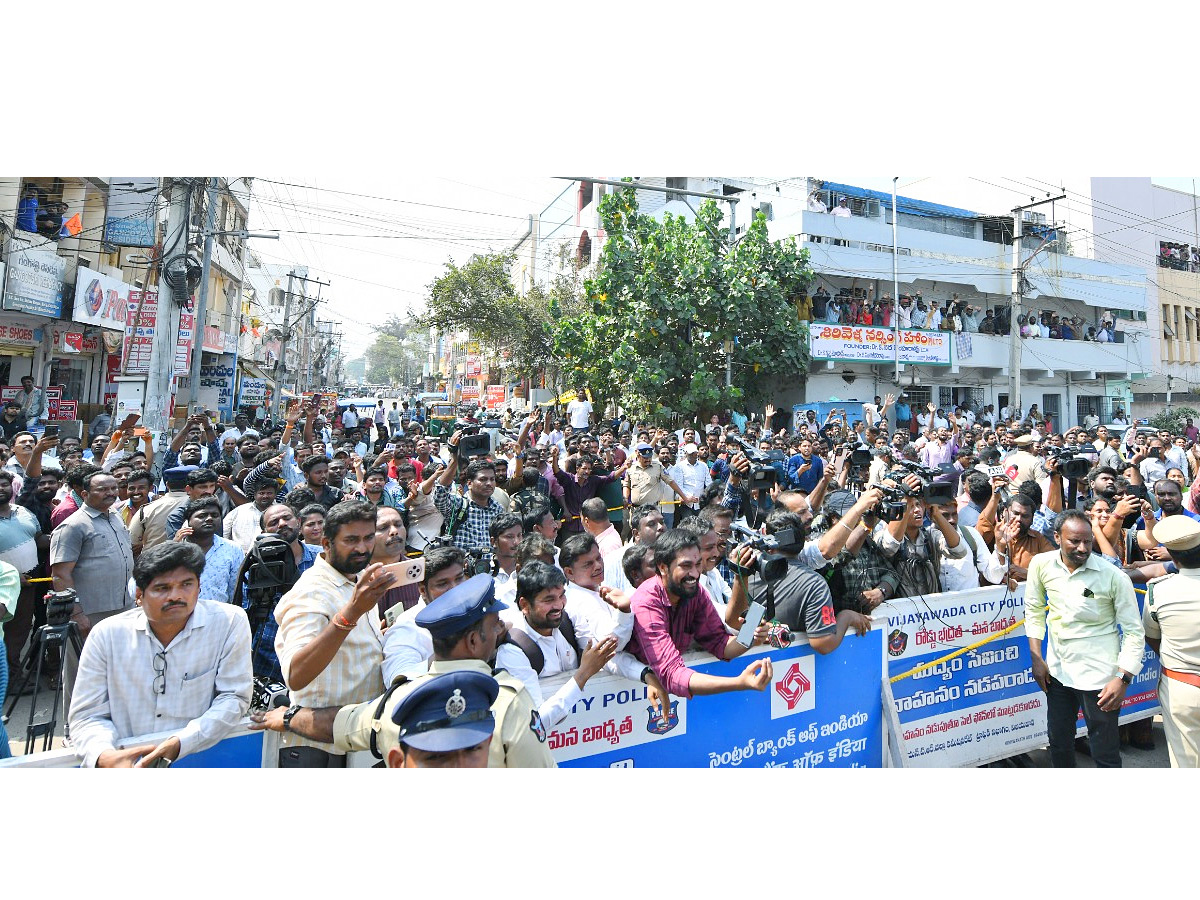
[550,446,630,536]
[625,529,773,699]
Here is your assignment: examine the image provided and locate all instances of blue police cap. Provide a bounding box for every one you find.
[415,573,507,639]
[391,670,498,752]
[163,465,198,483]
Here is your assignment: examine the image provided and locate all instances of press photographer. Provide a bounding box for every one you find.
[234,503,320,688]
[725,510,871,654]
[874,472,967,597]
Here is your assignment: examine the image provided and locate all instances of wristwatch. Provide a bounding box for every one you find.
[1119,672,1133,685]
[282,704,302,732]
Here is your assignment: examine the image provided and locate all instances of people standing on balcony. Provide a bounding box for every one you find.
[1095,323,1113,343]
[831,196,851,218]
[911,297,928,328]
[979,310,996,334]
[897,296,913,329]
[927,301,942,331]
[808,192,828,214]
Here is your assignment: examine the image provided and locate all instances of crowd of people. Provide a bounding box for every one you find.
[807,287,1119,343]
[1,384,1197,768]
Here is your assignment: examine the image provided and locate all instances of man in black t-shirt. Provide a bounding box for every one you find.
[727,510,872,654]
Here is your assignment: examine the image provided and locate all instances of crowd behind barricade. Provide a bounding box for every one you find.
[1,387,1198,768]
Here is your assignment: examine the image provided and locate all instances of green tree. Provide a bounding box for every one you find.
[1147,405,1200,435]
[552,185,814,420]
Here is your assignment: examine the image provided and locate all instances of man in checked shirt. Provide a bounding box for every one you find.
[431,429,503,552]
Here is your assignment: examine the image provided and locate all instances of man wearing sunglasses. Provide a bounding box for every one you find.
[68,541,252,768]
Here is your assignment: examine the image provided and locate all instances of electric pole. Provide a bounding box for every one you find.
[143,178,194,440]
[186,177,218,411]
[272,270,295,420]
[1007,194,1066,421]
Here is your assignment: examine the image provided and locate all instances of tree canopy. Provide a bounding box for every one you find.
[551,185,814,419]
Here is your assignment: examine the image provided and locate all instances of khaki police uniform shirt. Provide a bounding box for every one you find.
[1004,450,1046,486]
[1143,569,1200,675]
[331,658,557,768]
[625,459,668,507]
[130,490,188,550]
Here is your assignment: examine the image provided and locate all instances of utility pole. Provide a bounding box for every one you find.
[1167,374,1174,411]
[1007,194,1066,421]
[273,270,295,419]
[186,177,218,411]
[143,178,193,441]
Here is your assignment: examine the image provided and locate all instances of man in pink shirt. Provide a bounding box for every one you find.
[625,530,773,699]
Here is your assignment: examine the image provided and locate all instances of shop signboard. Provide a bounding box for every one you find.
[123,290,159,376]
[72,267,134,331]
[3,247,65,316]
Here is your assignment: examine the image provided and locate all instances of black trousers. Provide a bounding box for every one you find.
[1046,675,1122,767]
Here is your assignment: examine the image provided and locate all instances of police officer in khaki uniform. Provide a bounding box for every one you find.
[1142,515,1200,767]
[1004,434,1047,486]
[251,574,557,768]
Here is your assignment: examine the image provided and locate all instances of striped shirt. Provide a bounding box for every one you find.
[68,599,253,767]
[273,553,386,755]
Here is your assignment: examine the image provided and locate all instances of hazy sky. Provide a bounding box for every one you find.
[246,175,1197,359]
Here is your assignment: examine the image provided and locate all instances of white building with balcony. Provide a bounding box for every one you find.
[535,177,1152,430]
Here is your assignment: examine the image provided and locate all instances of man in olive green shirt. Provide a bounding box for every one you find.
[1025,509,1143,767]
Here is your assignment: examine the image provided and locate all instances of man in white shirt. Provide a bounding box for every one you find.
[830,197,851,218]
[927,303,943,332]
[341,406,359,430]
[559,532,649,684]
[1082,411,1100,430]
[566,394,593,432]
[68,541,252,767]
[934,500,1006,592]
[669,443,711,522]
[494,561,620,728]
[223,481,279,552]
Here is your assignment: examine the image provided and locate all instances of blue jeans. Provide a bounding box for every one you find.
[0,646,11,758]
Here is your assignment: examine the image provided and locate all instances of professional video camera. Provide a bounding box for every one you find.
[728,522,801,647]
[44,588,77,627]
[874,483,911,523]
[454,420,493,458]
[465,546,494,576]
[239,533,300,633]
[890,459,957,505]
[1046,445,1091,481]
[726,434,783,490]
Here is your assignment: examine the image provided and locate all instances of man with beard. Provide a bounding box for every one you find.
[252,575,556,768]
[495,560,620,728]
[236,503,321,682]
[272,500,396,766]
[626,529,773,698]
[1026,510,1143,767]
[432,432,504,551]
[176,497,244,603]
[300,455,345,509]
[551,446,631,538]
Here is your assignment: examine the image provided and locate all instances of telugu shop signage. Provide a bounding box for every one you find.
[808,324,952,367]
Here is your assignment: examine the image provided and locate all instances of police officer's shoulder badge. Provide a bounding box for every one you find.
[445,689,467,719]
[529,710,547,743]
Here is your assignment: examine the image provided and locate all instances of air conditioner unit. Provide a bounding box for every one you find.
[757,202,774,221]
[867,200,881,218]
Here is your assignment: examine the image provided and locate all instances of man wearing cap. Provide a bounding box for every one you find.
[386,671,499,767]
[623,443,689,535]
[669,442,711,524]
[1003,433,1046,486]
[252,573,557,768]
[1025,509,1144,767]
[831,196,851,218]
[1142,515,1200,766]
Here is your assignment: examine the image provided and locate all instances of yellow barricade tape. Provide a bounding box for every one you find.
[888,616,1026,684]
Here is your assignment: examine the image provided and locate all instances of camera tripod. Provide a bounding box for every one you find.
[3,617,83,755]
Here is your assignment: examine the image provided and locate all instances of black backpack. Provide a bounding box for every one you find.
[503,615,582,674]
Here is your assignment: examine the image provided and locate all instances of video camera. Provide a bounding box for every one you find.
[890,459,957,506]
[728,525,798,649]
[874,483,910,523]
[466,546,494,576]
[1046,445,1091,481]
[240,533,300,633]
[726,434,782,490]
[454,420,493,458]
[44,588,77,628]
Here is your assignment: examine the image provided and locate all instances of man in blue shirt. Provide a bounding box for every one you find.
[1138,479,1200,557]
[787,438,824,493]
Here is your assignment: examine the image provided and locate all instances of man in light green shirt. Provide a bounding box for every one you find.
[1025,509,1143,767]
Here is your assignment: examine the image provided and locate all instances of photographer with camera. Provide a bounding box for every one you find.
[235,503,321,683]
[432,429,504,552]
[874,473,967,597]
[727,510,871,654]
[814,489,900,614]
